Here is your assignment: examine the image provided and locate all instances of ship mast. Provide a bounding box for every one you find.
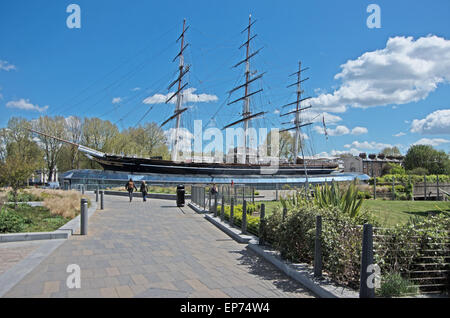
[224,15,265,163]
[162,19,190,162]
[280,61,313,190]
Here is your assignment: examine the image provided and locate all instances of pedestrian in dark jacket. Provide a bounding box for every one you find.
[125,178,137,202]
[140,181,149,202]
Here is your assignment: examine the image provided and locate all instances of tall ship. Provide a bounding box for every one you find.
[30,16,339,178]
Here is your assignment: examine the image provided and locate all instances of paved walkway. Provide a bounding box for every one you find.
[0,241,41,275]
[3,195,314,298]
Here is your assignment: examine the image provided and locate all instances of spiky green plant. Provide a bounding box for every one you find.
[313,181,364,218]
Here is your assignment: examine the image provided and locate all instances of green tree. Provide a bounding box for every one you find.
[0,153,38,208]
[381,146,402,157]
[123,123,169,159]
[0,118,43,208]
[404,144,450,175]
[33,116,66,181]
[382,163,406,176]
[81,117,119,169]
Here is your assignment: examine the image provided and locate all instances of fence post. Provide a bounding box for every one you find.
[409,175,414,201]
[100,190,104,210]
[392,176,396,201]
[424,175,427,201]
[221,195,225,221]
[252,187,255,204]
[282,207,287,222]
[359,224,375,298]
[314,215,322,278]
[373,177,376,200]
[230,198,235,226]
[80,198,88,235]
[208,191,212,212]
[214,193,218,217]
[436,175,440,201]
[203,187,206,210]
[259,204,266,245]
[242,200,247,234]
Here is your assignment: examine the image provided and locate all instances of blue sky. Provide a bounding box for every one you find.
[1,0,449,157]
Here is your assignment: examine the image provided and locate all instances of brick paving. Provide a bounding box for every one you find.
[0,242,40,275]
[3,195,314,298]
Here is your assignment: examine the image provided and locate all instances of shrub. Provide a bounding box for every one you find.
[217,203,260,235]
[377,272,418,297]
[0,208,26,233]
[275,206,317,262]
[374,213,450,283]
[357,191,372,199]
[7,190,42,203]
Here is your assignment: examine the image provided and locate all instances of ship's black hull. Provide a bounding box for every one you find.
[91,155,338,176]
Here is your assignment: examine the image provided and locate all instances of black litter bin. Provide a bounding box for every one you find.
[176,185,185,207]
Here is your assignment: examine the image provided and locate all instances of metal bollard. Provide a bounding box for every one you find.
[314,215,323,278]
[259,204,266,245]
[359,224,375,298]
[82,185,85,195]
[242,200,247,234]
[95,187,99,202]
[80,198,88,235]
[100,190,104,210]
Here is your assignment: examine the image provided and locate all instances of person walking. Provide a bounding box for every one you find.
[210,183,218,207]
[125,178,137,202]
[140,181,149,202]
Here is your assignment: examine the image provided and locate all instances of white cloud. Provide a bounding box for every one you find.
[309,35,450,112]
[313,125,368,136]
[131,87,141,91]
[351,127,368,135]
[112,97,122,104]
[6,98,48,112]
[0,60,16,71]
[394,132,406,137]
[410,109,450,135]
[143,88,218,105]
[314,125,350,136]
[413,138,450,147]
[344,141,393,150]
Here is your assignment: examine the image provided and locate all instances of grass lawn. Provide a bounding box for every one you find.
[361,199,450,227]
[0,204,70,233]
[257,199,450,227]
